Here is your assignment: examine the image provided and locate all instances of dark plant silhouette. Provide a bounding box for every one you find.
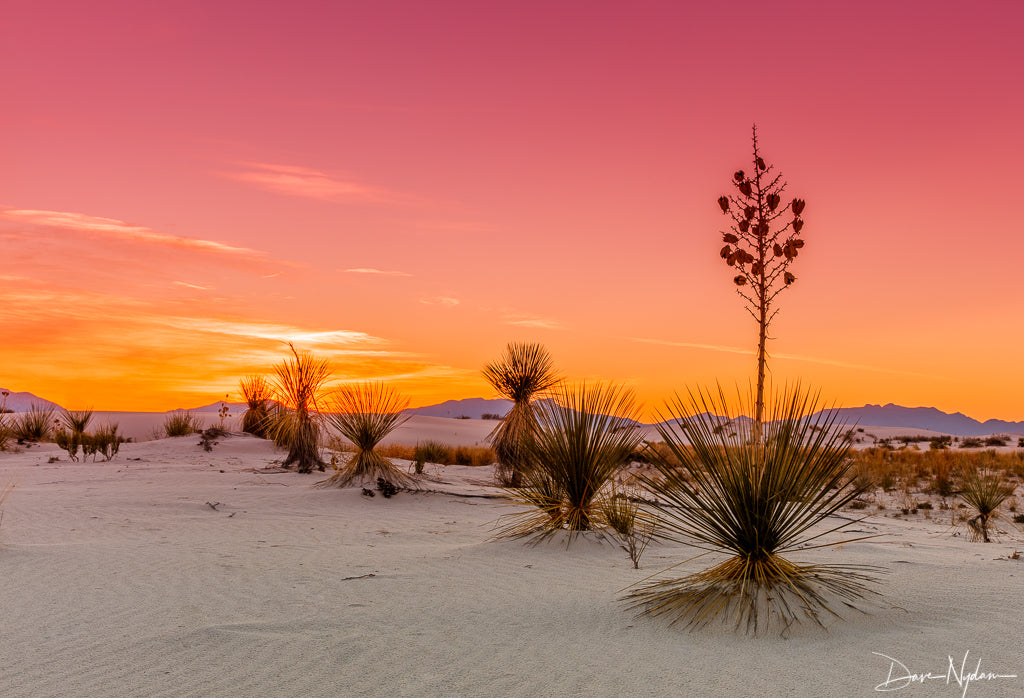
[239,375,273,437]
[960,471,1014,542]
[482,342,559,486]
[717,126,807,430]
[270,343,332,473]
[321,381,410,487]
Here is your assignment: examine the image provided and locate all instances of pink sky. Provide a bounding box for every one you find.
[3,0,1024,419]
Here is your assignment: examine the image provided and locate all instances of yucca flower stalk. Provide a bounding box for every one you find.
[239,374,274,438]
[959,471,1015,542]
[482,342,560,487]
[270,343,333,473]
[717,126,807,433]
[625,385,880,634]
[496,383,643,542]
[322,382,411,488]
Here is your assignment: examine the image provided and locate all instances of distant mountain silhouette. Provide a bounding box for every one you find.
[405,398,513,419]
[819,404,1024,436]
[0,388,64,413]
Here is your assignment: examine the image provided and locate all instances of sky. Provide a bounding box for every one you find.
[3,0,1024,419]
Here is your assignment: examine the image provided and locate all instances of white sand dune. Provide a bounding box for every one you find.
[2,435,1023,697]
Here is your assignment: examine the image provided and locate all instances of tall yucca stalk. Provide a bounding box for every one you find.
[322,382,411,488]
[960,472,1014,542]
[626,385,879,634]
[496,383,643,541]
[716,126,807,433]
[270,343,333,473]
[239,374,273,438]
[482,342,559,486]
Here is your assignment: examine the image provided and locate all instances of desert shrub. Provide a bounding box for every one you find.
[959,471,1014,542]
[54,428,83,461]
[164,411,201,437]
[626,386,879,633]
[321,382,410,488]
[413,440,449,474]
[481,413,502,420]
[482,342,560,487]
[960,437,984,448]
[198,426,226,452]
[496,383,642,540]
[14,404,56,442]
[82,423,124,461]
[930,436,951,450]
[270,343,333,473]
[239,375,273,438]
[985,435,1009,448]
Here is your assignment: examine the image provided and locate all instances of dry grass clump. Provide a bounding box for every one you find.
[239,375,273,438]
[496,383,643,541]
[959,471,1015,542]
[483,342,560,487]
[370,443,495,467]
[270,343,333,473]
[602,480,655,568]
[626,385,879,634]
[163,411,201,437]
[322,382,411,488]
[413,440,449,474]
[14,404,56,442]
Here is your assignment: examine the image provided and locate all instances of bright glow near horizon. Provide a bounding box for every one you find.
[3,1,1023,420]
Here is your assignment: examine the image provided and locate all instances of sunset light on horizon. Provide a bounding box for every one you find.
[4,0,1024,420]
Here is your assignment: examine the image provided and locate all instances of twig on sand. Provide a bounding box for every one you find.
[341,573,376,581]
[206,501,221,510]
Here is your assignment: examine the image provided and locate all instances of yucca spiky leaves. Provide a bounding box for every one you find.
[322,382,411,488]
[270,343,333,473]
[625,385,880,634]
[482,342,560,486]
[239,374,274,437]
[495,383,643,542]
[960,471,1014,542]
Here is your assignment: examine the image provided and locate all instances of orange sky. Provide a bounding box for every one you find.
[3,1,1024,420]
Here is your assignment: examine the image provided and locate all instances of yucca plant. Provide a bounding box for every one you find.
[496,383,643,541]
[482,342,560,486]
[625,385,880,634]
[239,374,273,438]
[61,409,93,433]
[14,404,56,442]
[321,382,411,488]
[960,471,1015,542]
[413,440,450,473]
[269,343,333,473]
[54,409,94,461]
[163,410,200,437]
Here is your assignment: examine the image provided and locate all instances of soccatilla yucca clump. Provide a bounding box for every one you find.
[959,471,1015,542]
[239,374,273,438]
[626,385,880,634]
[321,382,411,488]
[482,342,560,487]
[270,343,333,473]
[496,383,643,541]
[14,404,56,442]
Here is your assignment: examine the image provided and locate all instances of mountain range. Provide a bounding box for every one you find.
[4,390,1024,436]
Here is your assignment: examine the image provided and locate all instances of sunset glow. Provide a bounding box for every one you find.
[4,1,1024,419]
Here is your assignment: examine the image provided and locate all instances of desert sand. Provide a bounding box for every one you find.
[2,424,1023,697]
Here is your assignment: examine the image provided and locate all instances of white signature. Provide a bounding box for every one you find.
[874,652,1018,697]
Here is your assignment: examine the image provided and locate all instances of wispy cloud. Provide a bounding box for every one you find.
[222,162,399,203]
[503,311,562,330]
[344,267,412,277]
[173,281,211,291]
[420,296,460,307]
[0,209,263,260]
[162,318,382,347]
[630,336,936,378]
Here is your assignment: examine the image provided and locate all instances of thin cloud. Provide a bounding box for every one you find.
[222,162,399,203]
[504,312,562,330]
[173,281,211,291]
[0,209,263,259]
[630,336,936,378]
[420,296,460,307]
[163,318,382,346]
[344,268,412,277]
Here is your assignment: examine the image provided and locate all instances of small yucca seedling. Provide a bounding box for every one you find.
[603,481,655,569]
[270,343,333,473]
[626,385,880,634]
[239,375,273,438]
[482,342,560,487]
[413,440,450,474]
[163,411,200,438]
[716,126,807,429]
[495,383,643,542]
[321,382,411,488]
[960,471,1015,542]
